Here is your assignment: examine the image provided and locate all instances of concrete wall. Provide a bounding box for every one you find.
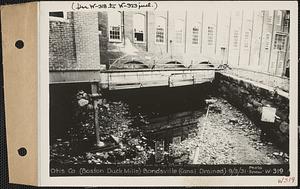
[215,72,289,150]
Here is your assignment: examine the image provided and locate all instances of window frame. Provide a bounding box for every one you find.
[175,18,185,44]
[233,29,240,49]
[191,22,201,45]
[49,11,69,22]
[276,11,282,26]
[265,32,271,50]
[266,11,274,25]
[155,16,167,44]
[273,32,287,52]
[243,31,250,49]
[132,13,146,43]
[108,11,123,43]
[207,25,215,46]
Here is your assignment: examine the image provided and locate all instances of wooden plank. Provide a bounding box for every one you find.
[169,74,194,87]
[105,70,216,90]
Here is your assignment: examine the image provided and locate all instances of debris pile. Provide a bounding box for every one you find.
[50,94,288,165]
[168,98,288,165]
[50,90,154,165]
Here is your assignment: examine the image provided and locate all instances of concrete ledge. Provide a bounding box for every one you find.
[223,68,290,92]
[220,72,289,99]
[50,70,100,84]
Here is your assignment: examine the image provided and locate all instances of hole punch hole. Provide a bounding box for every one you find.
[15,40,24,49]
[18,147,27,157]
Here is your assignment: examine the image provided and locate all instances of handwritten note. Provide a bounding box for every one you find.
[278,176,296,184]
[71,2,158,11]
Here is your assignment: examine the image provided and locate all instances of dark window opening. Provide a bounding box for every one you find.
[49,11,64,18]
[134,32,144,42]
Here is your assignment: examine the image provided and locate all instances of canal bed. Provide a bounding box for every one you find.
[50,85,288,165]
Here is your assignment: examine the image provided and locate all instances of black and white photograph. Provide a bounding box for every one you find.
[48,5,291,177]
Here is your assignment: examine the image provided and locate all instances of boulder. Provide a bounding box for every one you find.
[279,121,289,134]
[78,99,89,107]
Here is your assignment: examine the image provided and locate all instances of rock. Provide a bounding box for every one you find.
[229,118,238,124]
[87,104,94,110]
[78,99,89,107]
[136,145,144,151]
[111,135,121,144]
[209,105,222,113]
[273,152,279,156]
[279,121,289,134]
[279,152,283,156]
[251,99,262,108]
[205,99,217,104]
[103,104,110,109]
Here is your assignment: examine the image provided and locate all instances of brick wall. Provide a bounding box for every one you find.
[49,12,100,71]
[49,13,76,70]
[73,12,100,70]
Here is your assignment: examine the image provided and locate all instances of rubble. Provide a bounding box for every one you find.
[78,99,89,107]
[168,98,288,165]
[50,92,288,165]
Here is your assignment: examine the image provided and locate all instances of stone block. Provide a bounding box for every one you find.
[279,121,289,134]
[251,99,262,108]
[261,99,275,107]
[216,73,289,150]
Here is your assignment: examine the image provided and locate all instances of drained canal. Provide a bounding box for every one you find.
[50,83,288,166]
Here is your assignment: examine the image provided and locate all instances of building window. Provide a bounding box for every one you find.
[233,30,239,48]
[265,32,271,50]
[192,24,200,45]
[133,13,146,42]
[49,11,68,21]
[207,26,215,46]
[108,11,122,42]
[155,16,166,44]
[266,11,273,24]
[244,31,250,48]
[273,33,286,51]
[49,11,64,18]
[276,11,282,26]
[175,19,184,44]
[284,11,290,29]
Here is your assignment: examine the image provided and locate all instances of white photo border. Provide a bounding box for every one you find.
[39,1,298,186]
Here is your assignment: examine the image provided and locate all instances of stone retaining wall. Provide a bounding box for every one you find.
[214,72,289,151]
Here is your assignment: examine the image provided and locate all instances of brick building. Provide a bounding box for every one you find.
[49,10,290,78]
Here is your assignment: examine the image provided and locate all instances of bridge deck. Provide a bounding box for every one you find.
[50,68,219,90]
